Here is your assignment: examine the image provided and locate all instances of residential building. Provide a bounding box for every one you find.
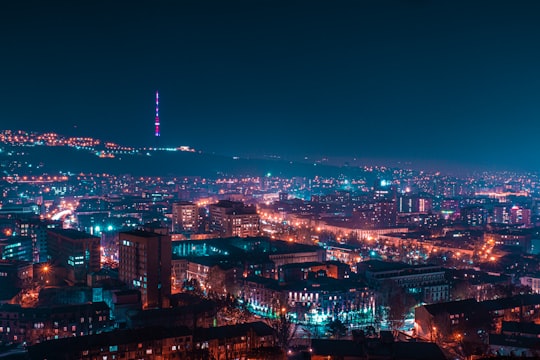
[46,229,100,284]
[28,321,278,360]
[119,229,172,309]
[0,235,33,261]
[0,302,111,345]
[358,260,449,303]
[172,201,198,234]
[209,200,260,237]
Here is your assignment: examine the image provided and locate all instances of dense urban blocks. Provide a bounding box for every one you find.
[2,131,540,359]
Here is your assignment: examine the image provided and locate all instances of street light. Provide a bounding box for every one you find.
[41,264,51,285]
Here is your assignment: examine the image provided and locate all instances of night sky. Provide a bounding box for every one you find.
[2,1,540,169]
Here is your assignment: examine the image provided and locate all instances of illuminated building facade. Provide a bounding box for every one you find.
[493,205,511,224]
[172,201,198,233]
[46,229,100,284]
[510,205,531,227]
[460,206,487,227]
[0,236,32,262]
[119,229,171,309]
[16,218,49,263]
[397,194,433,213]
[240,276,375,325]
[359,260,449,303]
[485,230,531,252]
[209,200,260,237]
[0,302,111,346]
[520,275,540,294]
[372,200,397,227]
[27,322,278,360]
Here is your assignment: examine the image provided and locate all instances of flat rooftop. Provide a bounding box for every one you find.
[120,230,161,238]
[359,260,411,272]
[48,228,99,240]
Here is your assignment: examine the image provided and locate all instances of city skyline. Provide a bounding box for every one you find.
[4,2,540,358]
[2,1,540,170]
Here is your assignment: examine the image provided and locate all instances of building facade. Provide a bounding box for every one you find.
[359,260,449,303]
[46,229,100,284]
[119,229,172,309]
[172,201,198,234]
[0,302,111,345]
[209,200,260,237]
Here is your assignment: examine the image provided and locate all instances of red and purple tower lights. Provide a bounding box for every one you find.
[154,91,160,137]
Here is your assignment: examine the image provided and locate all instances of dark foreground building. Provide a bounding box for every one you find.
[310,331,446,360]
[0,302,112,345]
[27,321,280,360]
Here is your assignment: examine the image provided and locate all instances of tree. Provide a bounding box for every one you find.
[452,280,475,300]
[183,278,204,297]
[376,280,416,331]
[205,266,227,298]
[267,308,298,351]
[326,319,347,339]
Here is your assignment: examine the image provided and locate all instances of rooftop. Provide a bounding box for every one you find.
[311,339,446,359]
[359,260,411,272]
[28,326,192,357]
[195,321,274,340]
[482,294,540,311]
[423,298,478,316]
[502,321,540,335]
[47,228,99,240]
[120,229,161,238]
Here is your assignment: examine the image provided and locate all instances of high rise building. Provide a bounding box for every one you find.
[16,218,50,263]
[118,228,171,309]
[397,194,432,214]
[416,196,433,213]
[46,229,101,284]
[397,195,414,213]
[172,201,198,234]
[372,200,397,227]
[460,206,487,227]
[493,205,511,224]
[510,205,531,227]
[209,200,260,237]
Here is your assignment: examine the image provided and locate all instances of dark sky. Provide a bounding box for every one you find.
[2,1,540,169]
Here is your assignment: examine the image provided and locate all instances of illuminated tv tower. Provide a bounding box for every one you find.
[154,91,160,137]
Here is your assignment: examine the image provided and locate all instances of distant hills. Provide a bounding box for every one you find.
[1,145,377,179]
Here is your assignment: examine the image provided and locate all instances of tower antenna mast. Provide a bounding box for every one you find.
[154,91,160,137]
